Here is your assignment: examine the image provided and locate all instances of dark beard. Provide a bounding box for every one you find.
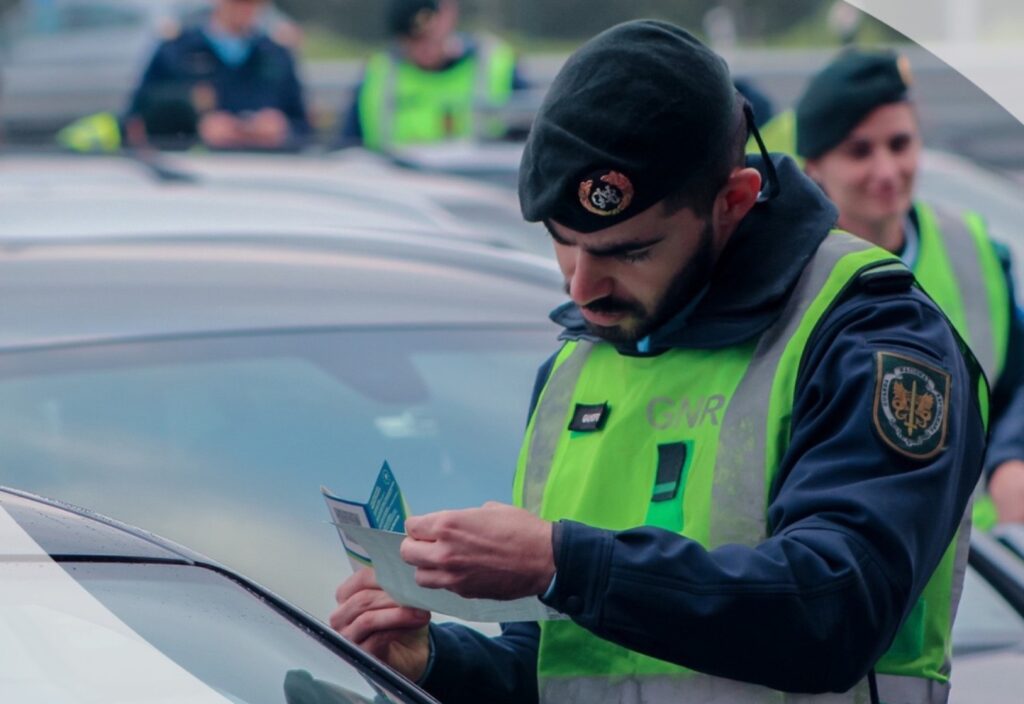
[579,222,716,344]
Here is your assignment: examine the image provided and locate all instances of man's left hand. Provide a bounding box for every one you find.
[400,502,555,600]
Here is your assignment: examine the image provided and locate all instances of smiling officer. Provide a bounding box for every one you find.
[330,21,985,704]
[796,49,1024,526]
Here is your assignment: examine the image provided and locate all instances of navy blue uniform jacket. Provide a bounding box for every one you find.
[126,27,310,146]
[419,157,986,702]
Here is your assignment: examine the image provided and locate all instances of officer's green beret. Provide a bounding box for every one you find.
[796,48,913,159]
[387,0,438,37]
[519,20,737,233]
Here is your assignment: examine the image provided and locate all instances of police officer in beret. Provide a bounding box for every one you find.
[336,0,527,150]
[330,22,984,703]
[796,48,1024,526]
[124,0,310,150]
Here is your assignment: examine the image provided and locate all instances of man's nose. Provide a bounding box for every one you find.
[872,149,901,183]
[568,251,614,306]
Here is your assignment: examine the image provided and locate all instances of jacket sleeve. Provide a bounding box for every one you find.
[125,42,170,119]
[539,289,985,694]
[984,241,1024,477]
[420,621,540,703]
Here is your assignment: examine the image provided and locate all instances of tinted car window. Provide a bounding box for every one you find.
[3,558,410,703]
[0,327,553,616]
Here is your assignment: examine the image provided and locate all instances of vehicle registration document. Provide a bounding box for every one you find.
[323,462,565,623]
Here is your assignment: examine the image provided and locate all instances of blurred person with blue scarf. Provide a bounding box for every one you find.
[122,0,309,150]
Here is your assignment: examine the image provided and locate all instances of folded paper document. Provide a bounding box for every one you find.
[323,462,565,622]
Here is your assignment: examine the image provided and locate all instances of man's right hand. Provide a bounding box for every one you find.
[330,568,432,682]
[197,111,245,149]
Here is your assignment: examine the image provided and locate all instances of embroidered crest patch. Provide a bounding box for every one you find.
[873,352,950,460]
[578,170,634,216]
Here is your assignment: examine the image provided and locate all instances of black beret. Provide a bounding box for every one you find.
[387,0,438,37]
[519,20,737,233]
[796,48,912,159]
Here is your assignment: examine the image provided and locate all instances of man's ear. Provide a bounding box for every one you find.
[714,167,762,232]
[804,159,821,182]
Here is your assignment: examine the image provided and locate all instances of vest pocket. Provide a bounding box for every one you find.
[644,442,691,533]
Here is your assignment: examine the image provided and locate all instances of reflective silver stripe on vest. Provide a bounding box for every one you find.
[541,673,873,704]
[522,341,594,514]
[943,507,974,678]
[710,231,872,548]
[931,206,996,381]
[471,36,495,140]
[875,673,950,704]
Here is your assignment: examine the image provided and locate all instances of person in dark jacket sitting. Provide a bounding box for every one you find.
[125,0,309,150]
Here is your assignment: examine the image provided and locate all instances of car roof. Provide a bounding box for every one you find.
[0,228,563,350]
[0,153,468,234]
[0,152,549,254]
[0,485,204,562]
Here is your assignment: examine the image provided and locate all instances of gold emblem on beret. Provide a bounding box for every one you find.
[578,170,634,217]
[897,55,914,88]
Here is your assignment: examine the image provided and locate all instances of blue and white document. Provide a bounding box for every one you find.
[322,461,409,568]
[323,462,564,623]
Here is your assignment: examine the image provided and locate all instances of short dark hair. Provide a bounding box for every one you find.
[662,94,749,218]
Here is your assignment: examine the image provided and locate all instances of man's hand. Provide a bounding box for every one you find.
[241,108,290,148]
[198,111,246,148]
[401,502,555,600]
[329,568,431,682]
[990,460,1024,523]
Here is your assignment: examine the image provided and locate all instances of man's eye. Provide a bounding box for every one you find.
[889,135,912,153]
[618,249,652,263]
[847,142,872,160]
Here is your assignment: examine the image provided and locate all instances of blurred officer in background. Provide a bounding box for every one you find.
[337,0,527,151]
[796,49,1024,525]
[330,21,985,703]
[123,0,310,150]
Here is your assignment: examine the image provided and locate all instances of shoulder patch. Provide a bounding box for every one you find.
[873,352,951,460]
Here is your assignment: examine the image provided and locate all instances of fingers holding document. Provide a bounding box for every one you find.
[330,567,431,682]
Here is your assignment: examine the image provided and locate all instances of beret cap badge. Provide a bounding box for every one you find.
[578,170,635,216]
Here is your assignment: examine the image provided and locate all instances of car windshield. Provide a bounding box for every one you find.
[0,326,554,617]
[1,556,415,703]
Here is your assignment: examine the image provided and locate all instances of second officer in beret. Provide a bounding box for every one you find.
[330,21,984,703]
[796,48,1024,526]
